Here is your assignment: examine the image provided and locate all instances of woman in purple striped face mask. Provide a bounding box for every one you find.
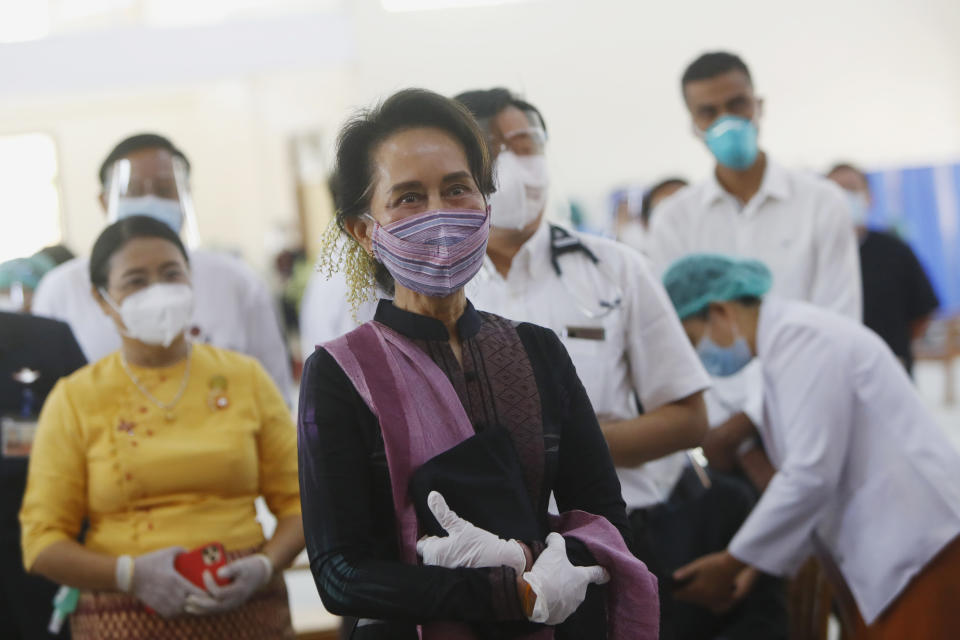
[299,89,657,639]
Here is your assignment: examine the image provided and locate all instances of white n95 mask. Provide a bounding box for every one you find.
[101,283,194,347]
[488,151,550,230]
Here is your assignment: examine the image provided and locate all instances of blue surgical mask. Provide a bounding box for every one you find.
[696,332,753,377]
[845,190,870,227]
[702,116,759,171]
[116,195,184,233]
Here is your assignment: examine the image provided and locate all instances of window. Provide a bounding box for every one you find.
[0,133,63,263]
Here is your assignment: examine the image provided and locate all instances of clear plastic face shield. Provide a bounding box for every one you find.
[480,109,550,232]
[105,154,201,248]
[478,109,547,160]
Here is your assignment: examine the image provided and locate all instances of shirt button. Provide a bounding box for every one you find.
[125,473,133,481]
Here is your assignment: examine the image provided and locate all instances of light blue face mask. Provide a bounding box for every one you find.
[844,190,870,227]
[696,331,753,377]
[116,195,184,233]
[703,115,759,171]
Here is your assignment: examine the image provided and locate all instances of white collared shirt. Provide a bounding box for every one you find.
[647,159,863,427]
[466,222,710,509]
[32,251,293,399]
[647,158,862,319]
[298,223,711,509]
[729,298,960,623]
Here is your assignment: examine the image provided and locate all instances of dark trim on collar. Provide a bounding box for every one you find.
[373,299,483,341]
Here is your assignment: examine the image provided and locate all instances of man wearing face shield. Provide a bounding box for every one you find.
[32,134,292,398]
[646,51,862,507]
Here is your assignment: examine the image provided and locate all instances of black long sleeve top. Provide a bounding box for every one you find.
[297,300,631,636]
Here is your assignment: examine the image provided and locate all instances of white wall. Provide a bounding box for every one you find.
[1,0,958,268]
[348,0,960,215]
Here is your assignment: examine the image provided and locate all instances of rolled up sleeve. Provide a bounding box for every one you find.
[729,327,854,574]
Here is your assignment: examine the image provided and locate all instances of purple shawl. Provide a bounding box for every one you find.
[324,320,659,639]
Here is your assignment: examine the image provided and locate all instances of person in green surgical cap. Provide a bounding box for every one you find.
[662,253,960,638]
[0,254,57,313]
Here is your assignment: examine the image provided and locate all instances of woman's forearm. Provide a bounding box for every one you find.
[261,514,305,571]
[30,539,119,591]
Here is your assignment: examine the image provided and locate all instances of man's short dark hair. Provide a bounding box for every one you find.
[98,133,190,187]
[641,177,688,224]
[827,162,869,188]
[681,52,752,94]
[453,88,548,134]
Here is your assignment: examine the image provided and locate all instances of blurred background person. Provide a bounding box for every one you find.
[299,88,657,639]
[613,177,688,255]
[827,162,939,375]
[20,216,304,639]
[640,178,687,234]
[0,253,59,313]
[31,134,293,398]
[2,310,86,639]
[663,254,960,640]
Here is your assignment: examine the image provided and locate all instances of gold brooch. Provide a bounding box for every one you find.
[207,375,230,410]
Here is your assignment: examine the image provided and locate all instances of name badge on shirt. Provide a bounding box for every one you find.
[564,326,606,341]
[1,416,39,459]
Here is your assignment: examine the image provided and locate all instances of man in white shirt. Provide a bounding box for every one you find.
[33,134,293,397]
[647,52,862,483]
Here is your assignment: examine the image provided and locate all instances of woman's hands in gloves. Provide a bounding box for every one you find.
[416,491,529,574]
[183,554,274,615]
[119,547,211,619]
[521,533,610,625]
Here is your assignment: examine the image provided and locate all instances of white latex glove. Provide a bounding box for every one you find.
[416,491,527,574]
[122,546,211,619]
[522,532,610,625]
[184,554,273,615]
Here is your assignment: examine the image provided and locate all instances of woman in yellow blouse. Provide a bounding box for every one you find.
[19,215,304,639]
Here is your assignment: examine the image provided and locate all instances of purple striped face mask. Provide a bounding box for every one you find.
[365,207,490,297]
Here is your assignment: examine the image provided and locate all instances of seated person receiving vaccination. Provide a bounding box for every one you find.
[19,216,304,640]
[297,89,659,639]
[662,254,960,640]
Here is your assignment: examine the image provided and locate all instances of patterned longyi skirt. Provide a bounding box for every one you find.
[69,548,295,640]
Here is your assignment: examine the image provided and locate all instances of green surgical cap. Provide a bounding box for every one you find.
[0,254,56,291]
[663,253,773,319]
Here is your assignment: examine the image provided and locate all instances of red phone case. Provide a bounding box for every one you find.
[174,542,231,590]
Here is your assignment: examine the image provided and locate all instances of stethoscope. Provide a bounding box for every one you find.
[472,223,625,320]
[546,224,624,320]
